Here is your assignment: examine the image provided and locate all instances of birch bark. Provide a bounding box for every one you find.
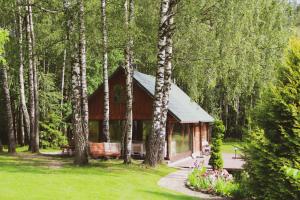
[101,0,110,142]
[123,0,134,164]
[17,0,31,144]
[144,0,169,167]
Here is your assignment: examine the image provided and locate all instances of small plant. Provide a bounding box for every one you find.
[214,178,238,197]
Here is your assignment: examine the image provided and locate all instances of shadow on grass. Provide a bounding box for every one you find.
[141,190,198,200]
[0,153,174,178]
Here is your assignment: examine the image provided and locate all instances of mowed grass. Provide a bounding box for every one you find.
[221,141,244,154]
[0,152,196,200]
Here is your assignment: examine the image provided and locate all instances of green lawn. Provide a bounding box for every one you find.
[0,152,196,200]
[221,141,244,154]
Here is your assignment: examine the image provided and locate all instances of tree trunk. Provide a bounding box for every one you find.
[72,0,89,165]
[101,0,110,142]
[144,0,169,167]
[19,106,25,146]
[61,47,66,109]
[78,0,89,140]
[72,46,88,165]
[157,2,176,163]
[0,67,16,154]
[28,0,40,153]
[17,0,31,146]
[123,0,134,164]
[26,3,36,152]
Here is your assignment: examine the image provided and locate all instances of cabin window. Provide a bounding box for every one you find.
[142,121,152,141]
[110,120,124,142]
[113,85,125,104]
[89,121,100,142]
[172,123,191,154]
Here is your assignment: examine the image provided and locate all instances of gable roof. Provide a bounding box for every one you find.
[133,70,214,123]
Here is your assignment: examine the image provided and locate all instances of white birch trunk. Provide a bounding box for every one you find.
[101,0,110,142]
[144,0,169,167]
[26,3,36,152]
[123,0,134,164]
[78,0,89,139]
[17,0,31,144]
[157,1,176,163]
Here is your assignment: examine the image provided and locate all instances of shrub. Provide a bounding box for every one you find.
[214,178,238,197]
[209,120,225,170]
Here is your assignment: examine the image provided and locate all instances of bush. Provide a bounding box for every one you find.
[209,120,225,170]
[214,178,238,197]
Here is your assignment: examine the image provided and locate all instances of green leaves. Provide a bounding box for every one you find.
[0,28,9,65]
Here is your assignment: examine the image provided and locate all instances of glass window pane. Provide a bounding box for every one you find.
[172,123,190,154]
[89,121,99,142]
[142,120,152,141]
[110,120,123,142]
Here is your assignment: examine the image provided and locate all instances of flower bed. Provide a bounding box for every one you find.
[186,166,241,198]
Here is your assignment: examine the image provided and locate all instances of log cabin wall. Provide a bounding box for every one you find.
[88,68,176,121]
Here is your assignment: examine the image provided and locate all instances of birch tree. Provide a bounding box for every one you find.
[144,0,169,167]
[123,0,134,164]
[26,0,39,153]
[157,0,177,163]
[78,0,89,139]
[73,0,89,165]
[101,0,110,142]
[17,0,30,146]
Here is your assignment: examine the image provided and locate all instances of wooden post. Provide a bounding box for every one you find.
[199,123,203,152]
[167,122,174,159]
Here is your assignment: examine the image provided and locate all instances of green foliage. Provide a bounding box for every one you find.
[174,0,293,138]
[214,178,238,197]
[39,72,68,148]
[209,120,225,170]
[244,37,300,200]
[0,28,8,65]
[187,167,247,199]
[187,167,212,191]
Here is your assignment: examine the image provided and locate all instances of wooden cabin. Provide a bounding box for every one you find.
[88,67,214,161]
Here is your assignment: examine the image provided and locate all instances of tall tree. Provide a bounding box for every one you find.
[0,67,16,153]
[123,0,134,164]
[73,0,89,165]
[26,0,39,153]
[78,0,89,139]
[0,29,16,153]
[145,0,169,167]
[101,0,110,142]
[157,0,177,163]
[17,0,30,146]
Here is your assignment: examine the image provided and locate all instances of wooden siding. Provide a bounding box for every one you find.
[89,68,176,122]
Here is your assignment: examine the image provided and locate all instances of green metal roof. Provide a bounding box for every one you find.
[133,71,214,123]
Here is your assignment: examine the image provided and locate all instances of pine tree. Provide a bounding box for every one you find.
[245,37,300,200]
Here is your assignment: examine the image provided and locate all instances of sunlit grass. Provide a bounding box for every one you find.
[221,140,244,154]
[0,153,197,200]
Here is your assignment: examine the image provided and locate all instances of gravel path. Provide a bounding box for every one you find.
[158,168,226,200]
